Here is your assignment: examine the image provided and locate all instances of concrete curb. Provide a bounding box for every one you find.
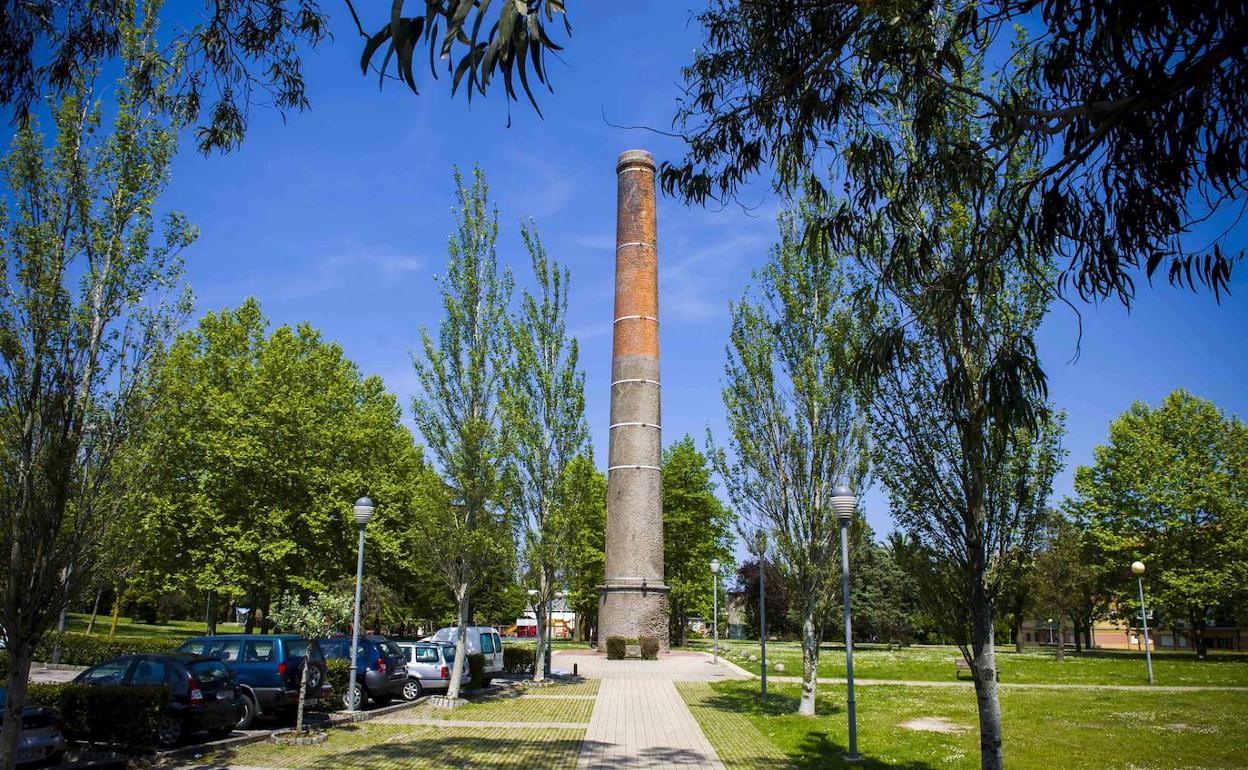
[31,661,89,671]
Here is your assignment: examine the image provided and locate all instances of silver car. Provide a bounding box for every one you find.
[0,688,67,767]
[394,641,469,700]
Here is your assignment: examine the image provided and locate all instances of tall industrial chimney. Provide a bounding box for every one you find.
[597,149,670,650]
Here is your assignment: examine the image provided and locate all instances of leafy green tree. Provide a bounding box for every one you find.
[502,223,588,680]
[268,592,353,731]
[665,0,1243,300]
[711,195,872,717]
[734,559,793,640]
[1070,390,1248,658]
[0,26,193,766]
[555,455,606,642]
[661,437,735,646]
[133,299,422,626]
[411,167,513,700]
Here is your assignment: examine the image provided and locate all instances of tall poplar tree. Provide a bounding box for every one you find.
[411,167,513,700]
[712,196,872,717]
[0,27,193,767]
[502,223,588,681]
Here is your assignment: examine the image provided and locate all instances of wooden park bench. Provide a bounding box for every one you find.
[955,657,972,679]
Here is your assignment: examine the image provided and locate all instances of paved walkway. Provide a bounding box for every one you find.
[557,650,745,770]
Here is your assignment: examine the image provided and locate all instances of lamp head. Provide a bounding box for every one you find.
[353,496,375,526]
[753,529,768,557]
[1131,560,1145,575]
[710,559,720,575]
[831,485,858,521]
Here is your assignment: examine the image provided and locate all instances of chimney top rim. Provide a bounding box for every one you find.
[617,149,655,172]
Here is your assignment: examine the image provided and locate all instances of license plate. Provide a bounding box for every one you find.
[16,748,43,762]
[218,690,232,700]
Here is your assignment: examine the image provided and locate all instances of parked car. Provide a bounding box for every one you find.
[74,654,242,747]
[317,635,407,709]
[429,626,504,684]
[177,634,328,728]
[393,641,469,700]
[0,688,66,767]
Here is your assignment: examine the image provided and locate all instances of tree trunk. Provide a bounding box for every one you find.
[533,595,548,683]
[1055,618,1065,663]
[206,592,217,636]
[798,600,819,716]
[1012,613,1024,654]
[85,589,103,635]
[1071,615,1082,654]
[446,584,471,700]
[0,642,34,769]
[295,658,309,733]
[1192,617,1206,659]
[244,592,256,634]
[108,585,122,641]
[970,591,1004,770]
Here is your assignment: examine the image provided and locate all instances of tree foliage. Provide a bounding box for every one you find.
[664,0,1245,301]
[1069,389,1248,657]
[132,299,422,620]
[661,436,735,646]
[554,455,606,642]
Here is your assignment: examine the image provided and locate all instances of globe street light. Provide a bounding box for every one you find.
[710,559,721,664]
[347,496,374,711]
[1132,560,1154,684]
[754,529,769,699]
[831,485,862,763]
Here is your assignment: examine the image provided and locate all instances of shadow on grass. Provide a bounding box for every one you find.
[697,686,938,770]
[199,728,586,769]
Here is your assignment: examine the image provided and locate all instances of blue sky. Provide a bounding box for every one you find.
[51,3,1248,544]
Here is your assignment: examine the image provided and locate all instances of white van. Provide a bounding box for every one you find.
[431,626,504,684]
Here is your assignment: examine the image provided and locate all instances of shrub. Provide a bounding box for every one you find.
[467,653,485,690]
[605,636,627,660]
[27,682,168,747]
[503,646,535,675]
[639,636,660,660]
[321,659,353,712]
[34,633,180,667]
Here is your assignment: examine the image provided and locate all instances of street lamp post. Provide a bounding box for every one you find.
[1132,561,1154,684]
[831,485,862,763]
[755,530,768,699]
[347,497,374,711]
[710,559,720,663]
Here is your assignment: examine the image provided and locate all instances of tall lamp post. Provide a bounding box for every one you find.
[710,559,721,663]
[831,485,862,762]
[347,496,374,711]
[755,530,768,698]
[1132,561,1154,684]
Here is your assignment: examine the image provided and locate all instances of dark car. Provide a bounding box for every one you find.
[178,634,328,728]
[317,635,407,709]
[74,654,242,747]
[0,688,66,767]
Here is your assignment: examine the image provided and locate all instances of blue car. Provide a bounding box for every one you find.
[178,635,328,728]
[0,688,66,766]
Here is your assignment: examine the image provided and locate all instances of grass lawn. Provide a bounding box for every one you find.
[680,679,1248,769]
[62,612,239,639]
[200,721,585,769]
[700,639,1248,687]
[398,690,595,724]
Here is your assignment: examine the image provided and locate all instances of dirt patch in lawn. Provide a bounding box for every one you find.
[899,716,971,734]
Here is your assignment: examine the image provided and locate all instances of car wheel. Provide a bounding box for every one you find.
[236,694,257,729]
[402,679,422,701]
[155,715,183,748]
[305,664,324,692]
[343,682,366,711]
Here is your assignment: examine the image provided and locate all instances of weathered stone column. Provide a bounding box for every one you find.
[597,149,670,651]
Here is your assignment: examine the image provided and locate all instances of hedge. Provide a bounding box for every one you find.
[503,646,535,675]
[35,633,181,667]
[639,636,660,660]
[26,683,168,748]
[605,637,628,660]
[467,653,485,690]
[322,659,353,711]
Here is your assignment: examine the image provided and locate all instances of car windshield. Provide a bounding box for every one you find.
[178,639,209,655]
[441,646,458,664]
[287,639,308,658]
[188,661,231,685]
